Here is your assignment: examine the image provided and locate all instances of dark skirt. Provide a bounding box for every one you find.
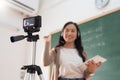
[58,77,86,80]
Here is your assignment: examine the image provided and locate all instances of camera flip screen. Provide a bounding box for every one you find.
[23,18,35,27]
[23,16,41,33]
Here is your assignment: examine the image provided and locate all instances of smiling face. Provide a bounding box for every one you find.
[62,24,77,44]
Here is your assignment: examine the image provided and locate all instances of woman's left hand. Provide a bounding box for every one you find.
[85,60,102,73]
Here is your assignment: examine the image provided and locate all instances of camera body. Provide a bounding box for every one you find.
[23,16,41,33]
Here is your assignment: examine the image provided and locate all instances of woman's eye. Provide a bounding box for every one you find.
[72,30,75,32]
[65,29,69,32]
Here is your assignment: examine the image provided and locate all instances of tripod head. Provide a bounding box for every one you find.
[10,32,39,42]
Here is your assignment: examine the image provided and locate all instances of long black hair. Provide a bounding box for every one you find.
[55,21,86,62]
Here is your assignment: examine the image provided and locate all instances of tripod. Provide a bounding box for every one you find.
[21,34,44,80]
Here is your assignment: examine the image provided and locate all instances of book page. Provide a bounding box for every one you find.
[85,55,107,64]
[79,55,107,70]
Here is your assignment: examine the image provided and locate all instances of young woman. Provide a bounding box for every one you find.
[43,22,101,80]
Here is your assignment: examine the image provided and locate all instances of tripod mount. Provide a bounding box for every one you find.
[10,15,43,80]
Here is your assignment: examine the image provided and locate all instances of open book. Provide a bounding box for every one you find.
[79,55,107,71]
[85,55,107,64]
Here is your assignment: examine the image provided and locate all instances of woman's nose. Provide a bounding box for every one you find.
[68,31,72,35]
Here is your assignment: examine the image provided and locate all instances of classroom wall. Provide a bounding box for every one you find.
[0,1,32,80]
[0,0,120,80]
[40,0,120,35]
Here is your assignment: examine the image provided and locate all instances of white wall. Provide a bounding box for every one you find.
[0,1,32,80]
[0,0,120,80]
[39,0,120,35]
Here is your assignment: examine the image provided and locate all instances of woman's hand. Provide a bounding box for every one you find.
[85,60,102,73]
[43,35,50,42]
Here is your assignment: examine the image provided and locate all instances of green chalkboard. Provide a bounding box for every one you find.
[51,10,120,80]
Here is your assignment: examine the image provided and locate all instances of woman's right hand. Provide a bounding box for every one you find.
[43,35,50,42]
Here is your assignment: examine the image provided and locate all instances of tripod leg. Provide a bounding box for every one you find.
[31,73,35,80]
[24,73,31,80]
[38,75,44,80]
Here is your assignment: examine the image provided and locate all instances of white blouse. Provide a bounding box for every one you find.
[59,47,86,78]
